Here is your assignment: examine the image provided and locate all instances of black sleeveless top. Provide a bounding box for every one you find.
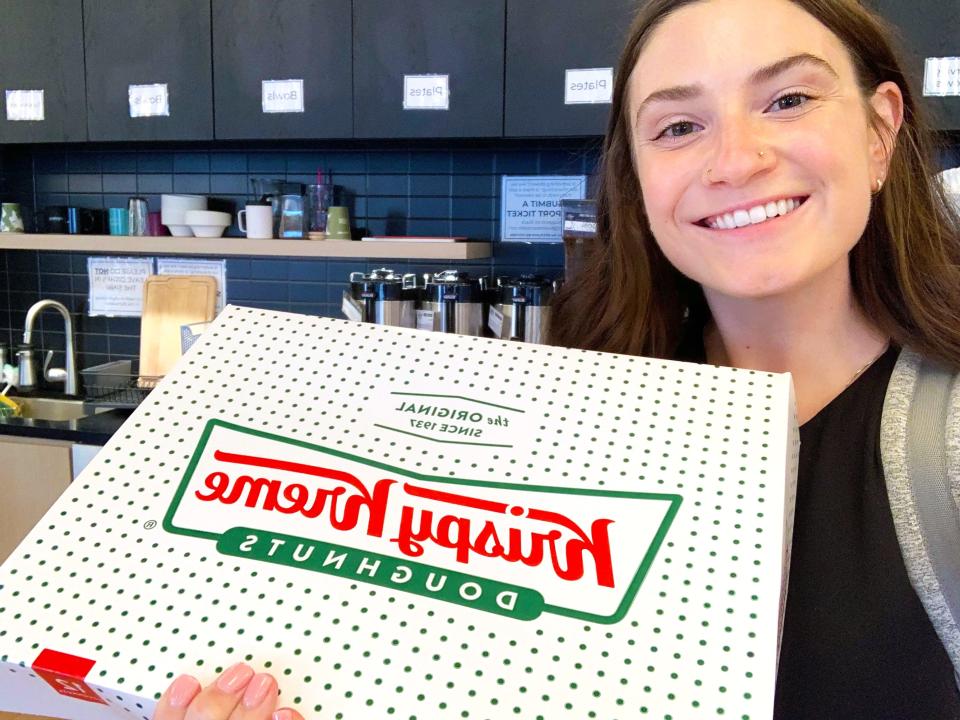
[772,346,960,718]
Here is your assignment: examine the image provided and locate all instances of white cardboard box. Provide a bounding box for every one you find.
[0,306,798,719]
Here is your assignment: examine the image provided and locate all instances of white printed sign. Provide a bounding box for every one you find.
[5,90,44,121]
[403,74,449,110]
[564,68,613,105]
[923,57,960,97]
[488,305,505,339]
[261,79,305,113]
[501,175,587,242]
[87,257,154,317]
[156,258,227,314]
[128,83,170,118]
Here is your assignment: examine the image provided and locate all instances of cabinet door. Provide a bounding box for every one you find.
[212,0,352,140]
[868,0,960,131]
[505,0,633,137]
[0,0,87,143]
[83,0,214,141]
[0,436,71,564]
[353,0,505,138]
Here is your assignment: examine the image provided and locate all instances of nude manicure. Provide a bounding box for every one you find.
[167,675,200,708]
[242,673,275,708]
[215,662,254,693]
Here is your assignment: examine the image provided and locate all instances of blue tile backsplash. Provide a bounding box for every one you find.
[0,139,600,379]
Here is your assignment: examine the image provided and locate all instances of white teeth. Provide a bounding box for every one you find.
[704,197,804,230]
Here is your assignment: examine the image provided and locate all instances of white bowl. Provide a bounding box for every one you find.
[161,194,207,225]
[184,210,230,226]
[166,224,194,237]
[190,224,228,238]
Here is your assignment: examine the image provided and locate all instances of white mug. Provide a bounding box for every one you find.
[238,203,273,239]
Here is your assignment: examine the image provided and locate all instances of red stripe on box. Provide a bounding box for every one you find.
[32,649,107,705]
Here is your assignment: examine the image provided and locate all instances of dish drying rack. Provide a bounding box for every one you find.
[81,360,158,409]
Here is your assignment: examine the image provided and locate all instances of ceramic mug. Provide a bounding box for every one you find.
[1,203,25,233]
[108,207,129,236]
[326,206,352,240]
[238,203,273,239]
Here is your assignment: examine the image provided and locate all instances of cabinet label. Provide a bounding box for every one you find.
[5,89,45,121]
[128,83,170,118]
[923,57,960,97]
[262,79,305,113]
[403,74,449,110]
[564,68,613,105]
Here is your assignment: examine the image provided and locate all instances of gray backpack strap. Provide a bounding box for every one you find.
[881,348,960,688]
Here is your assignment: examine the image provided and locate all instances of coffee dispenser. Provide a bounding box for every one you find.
[495,274,555,344]
[422,270,485,336]
[349,268,418,328]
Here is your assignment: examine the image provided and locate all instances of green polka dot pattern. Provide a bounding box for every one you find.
[0,306,799,720]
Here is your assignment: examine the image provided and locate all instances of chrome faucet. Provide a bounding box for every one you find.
[18,300,78,395]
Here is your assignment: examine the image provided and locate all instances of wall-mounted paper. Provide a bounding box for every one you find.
[564,68,613,105]
[501,175,587,242]
[87,257,154,317]
[262,79,304,113]
[403,74,449,110]
[128,83,169,118]
[5,89,44,121]
[923,56,960,97]
[156,258,227,314]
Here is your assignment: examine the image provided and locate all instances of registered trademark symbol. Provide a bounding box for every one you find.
[143,520,157,530]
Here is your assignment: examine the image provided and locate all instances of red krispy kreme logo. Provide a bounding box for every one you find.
[32,649,106,705]
[165,421,681,624]
[194,450,616,588]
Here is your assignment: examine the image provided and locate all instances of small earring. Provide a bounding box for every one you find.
[875,177,884,193]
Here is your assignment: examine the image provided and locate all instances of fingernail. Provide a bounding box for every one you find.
[167,675,200,708]
[272,709,295,720]
[216,662,254,693]
[242,673,275,709]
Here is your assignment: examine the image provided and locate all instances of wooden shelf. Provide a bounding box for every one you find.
[0,234,492,260]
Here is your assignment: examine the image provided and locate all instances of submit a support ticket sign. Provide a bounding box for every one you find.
[500,175,586,242]
[0,306,798,720]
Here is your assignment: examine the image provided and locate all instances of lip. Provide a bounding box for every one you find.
[694,195,811,236]
[695,194,810,227]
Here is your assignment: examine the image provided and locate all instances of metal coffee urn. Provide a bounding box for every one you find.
[349,268,417,328]
[496,274,555,344]
[423,270,485,336]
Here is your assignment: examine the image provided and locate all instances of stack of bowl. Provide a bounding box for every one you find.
[161,194,206,236]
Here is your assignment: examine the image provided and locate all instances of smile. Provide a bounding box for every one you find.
[699,196,809,230]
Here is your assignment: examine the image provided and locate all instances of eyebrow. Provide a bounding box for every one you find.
[634,52,840,125]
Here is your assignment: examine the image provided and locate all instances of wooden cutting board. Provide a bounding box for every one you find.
[139,275,217,381]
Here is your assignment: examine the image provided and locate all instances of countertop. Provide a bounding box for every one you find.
[0,407,129,445]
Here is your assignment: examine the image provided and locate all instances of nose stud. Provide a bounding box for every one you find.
[705,149,767,178]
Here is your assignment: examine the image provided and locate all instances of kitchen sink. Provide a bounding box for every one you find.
[13,397,107,422]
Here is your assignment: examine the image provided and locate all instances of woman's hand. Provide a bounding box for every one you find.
[153,663,305,720]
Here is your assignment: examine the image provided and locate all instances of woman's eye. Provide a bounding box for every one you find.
[655,121,700,140]
[768,93,811,112]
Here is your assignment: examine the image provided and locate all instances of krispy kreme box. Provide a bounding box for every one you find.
[0,305,798,720]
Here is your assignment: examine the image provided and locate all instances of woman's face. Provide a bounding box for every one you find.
[627,0,900,301]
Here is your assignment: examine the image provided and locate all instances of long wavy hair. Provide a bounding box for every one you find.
[548,0,960,368]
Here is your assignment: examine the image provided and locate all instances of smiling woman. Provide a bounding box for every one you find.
[549,0,960,718]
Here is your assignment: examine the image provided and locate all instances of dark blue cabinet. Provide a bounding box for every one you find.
[83,0,214,141]
[0,0,87,143]
[212,0,353,140]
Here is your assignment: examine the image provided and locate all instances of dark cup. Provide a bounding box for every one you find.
[80,208,106,234]
[35,206,68,233]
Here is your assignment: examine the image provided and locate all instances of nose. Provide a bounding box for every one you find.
[702,114,774,187]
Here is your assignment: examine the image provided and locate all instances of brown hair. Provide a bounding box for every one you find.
[548,0,960,367]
